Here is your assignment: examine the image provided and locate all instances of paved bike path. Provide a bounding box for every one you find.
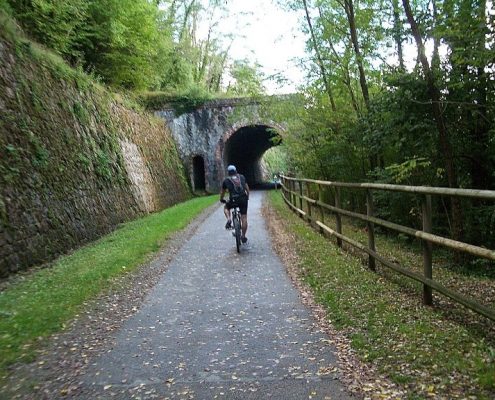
[81,191,353,399]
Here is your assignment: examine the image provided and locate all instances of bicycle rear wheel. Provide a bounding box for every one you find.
[233,214,241,253]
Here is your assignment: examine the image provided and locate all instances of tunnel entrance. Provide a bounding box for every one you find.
[223,125,280,186]
[192,155,206,191]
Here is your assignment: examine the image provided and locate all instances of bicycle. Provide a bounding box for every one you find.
[221,199,243,253]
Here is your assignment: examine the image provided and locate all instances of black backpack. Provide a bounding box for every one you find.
[229,174,247,200]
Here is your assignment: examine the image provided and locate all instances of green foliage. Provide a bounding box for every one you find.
[159,47,195,90]
[266,0,494,248]
[81,0,169,90]
[139,86,213,115]
[77,153,91,169]
[259,93,363,181]
[0,198,6,224]
[383,157,432,185]
[6,0,89,60]
[261,146,288,179]
[0,143,22,183]
[26,130,49,169]
[4,0,261,94]
[163,142,189,189]
[0,0,12,14]
[72,102,89,124]
[94,148,112,180]
[0,195,217,379]
[227,60,266,97]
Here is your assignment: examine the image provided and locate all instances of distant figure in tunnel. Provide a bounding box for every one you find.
[219,165,250,243]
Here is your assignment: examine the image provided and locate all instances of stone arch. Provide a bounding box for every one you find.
[215,121,284,186]
[192,154,206,191]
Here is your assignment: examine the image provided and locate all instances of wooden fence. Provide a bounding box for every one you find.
[280,175,495,321]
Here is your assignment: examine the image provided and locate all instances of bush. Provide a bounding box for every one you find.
[138,86,213,115]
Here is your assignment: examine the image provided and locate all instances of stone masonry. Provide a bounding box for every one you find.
[156,99,283,192]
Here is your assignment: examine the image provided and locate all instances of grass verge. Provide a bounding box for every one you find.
[0,196,217,379]
[267,190,495,399]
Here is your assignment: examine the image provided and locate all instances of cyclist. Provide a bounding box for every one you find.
[219,165,250,243]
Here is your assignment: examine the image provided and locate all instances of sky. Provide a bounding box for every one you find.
[196,0,490,95]
[199,0,308,94]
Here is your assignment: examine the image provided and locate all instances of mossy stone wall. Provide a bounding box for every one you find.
[0,32,190,277]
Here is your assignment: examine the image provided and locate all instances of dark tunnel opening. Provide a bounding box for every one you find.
[223,125,280,187]
[192,155,206,191]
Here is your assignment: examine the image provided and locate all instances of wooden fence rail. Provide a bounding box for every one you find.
[280,175,495,321]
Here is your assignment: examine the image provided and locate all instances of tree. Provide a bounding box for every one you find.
[159,0,232,93]
[391,0,405,70]
[302,0,336,111]
[438,0,494,190]
[7,0,89,61]
[402,0,463,240]
[343,0,370,110]
[81,0,167,90]
[227,60,265,96]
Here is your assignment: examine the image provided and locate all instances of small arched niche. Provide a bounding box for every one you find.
[192,155,206,191]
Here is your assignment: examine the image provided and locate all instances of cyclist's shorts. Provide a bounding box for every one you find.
[226,198,248,215]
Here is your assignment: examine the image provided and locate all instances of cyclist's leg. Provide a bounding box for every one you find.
[239,200,248,240]
[241,214,248,238]
[224,205,231,220]
[224,203,232,228]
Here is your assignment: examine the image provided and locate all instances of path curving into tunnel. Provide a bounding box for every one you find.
[222,124,280,186]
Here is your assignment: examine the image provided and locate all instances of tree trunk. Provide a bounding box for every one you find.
[343,0,376,171]
[344,0,370,110]
[179,0,196,42]
[302,0,337,111]
[343,69,360,114]
[211,42,232,92]
[472,0,491,189]
[392,0,405,70]
[328,39,359,114]
[402,0,463,242]
[431,0,441,70]
[196,26,212,84]
[317,6,360,115]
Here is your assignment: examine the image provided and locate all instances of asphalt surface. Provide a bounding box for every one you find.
[80,191,353,399]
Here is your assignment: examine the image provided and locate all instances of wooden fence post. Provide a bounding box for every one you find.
[422,195,433,305]
[318,184,324,231]
[291,180,296,207]
[366,189,376,271]
[307,182,312,222]
[335,187,343,248]
[299,180,303,212]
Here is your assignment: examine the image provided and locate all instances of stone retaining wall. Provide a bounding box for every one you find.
[0,32,190,277]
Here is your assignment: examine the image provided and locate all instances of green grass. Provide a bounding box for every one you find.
[0,195,217,379]
[297,196,495,315]
[267,191,495,399]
